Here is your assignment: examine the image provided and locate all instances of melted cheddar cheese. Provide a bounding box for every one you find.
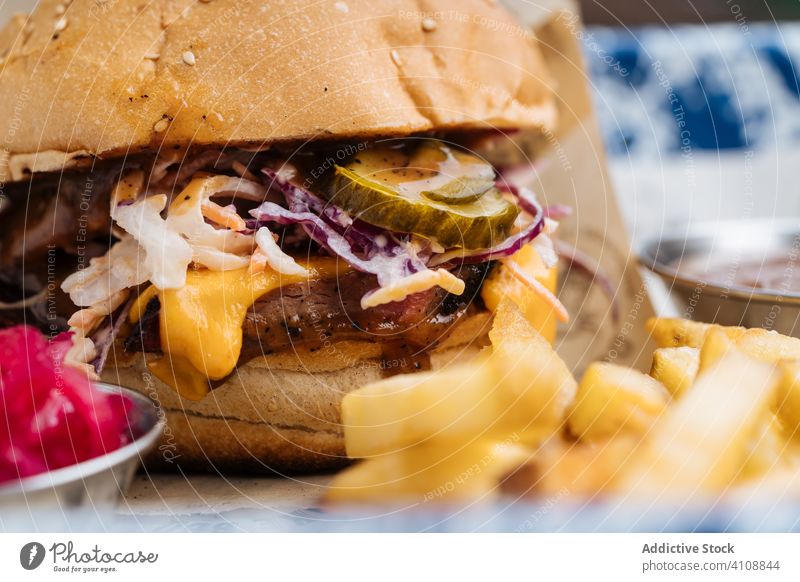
[130,258,341,400]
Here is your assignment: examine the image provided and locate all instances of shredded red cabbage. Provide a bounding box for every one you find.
[249,166,553,299]
[252,168,429,287]
[253,164,617,328]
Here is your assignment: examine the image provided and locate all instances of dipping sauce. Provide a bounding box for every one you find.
[676,250,800,295]
[641,220,800,338]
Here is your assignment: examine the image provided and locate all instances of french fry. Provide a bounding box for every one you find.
[325,440,529,505]
[342,364,497,458]
[729,465,800,503]
[648,317,800,363]
[489,299,577,443]
[615,351,779,496]
[775,361,800,437]
[649,346,699,397]
[567,363,669,441]
[735,328,800,363]
[646,317,745,349]
[740,414,790,480]
[488,293,552,344]
[490,340,577,444]
[334,313,800,505]
[342,299,576,458]
[698,326,736,373]
[503,437,637,498]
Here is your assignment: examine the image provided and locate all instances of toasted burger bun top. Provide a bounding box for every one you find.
[0,0,555,182]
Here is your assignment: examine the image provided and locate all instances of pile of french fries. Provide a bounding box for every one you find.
[325,303,800,505]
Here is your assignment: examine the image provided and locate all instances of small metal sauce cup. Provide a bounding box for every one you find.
[640,218,800,337]
[0,382,164,509]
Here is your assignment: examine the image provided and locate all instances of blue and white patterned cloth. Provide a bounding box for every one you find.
[585,23,800,157]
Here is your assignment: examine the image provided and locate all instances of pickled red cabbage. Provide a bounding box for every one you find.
[0,326,131,483]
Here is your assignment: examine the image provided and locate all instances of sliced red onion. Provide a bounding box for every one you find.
[497,181,541,216]
[250,201,431,286]
[269,167,432,268]
[429,183,545,266]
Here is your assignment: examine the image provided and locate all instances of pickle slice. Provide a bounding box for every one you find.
[327,141,518,249]
[421,176,493,204]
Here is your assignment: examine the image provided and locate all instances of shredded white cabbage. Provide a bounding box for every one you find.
[67,289,130,334]
[113,194,194,289]
[149,150,182,184]
[253,227,309,276]
[165,175,256,271]
[61,237,149,307]
[64,333,98,377]
[63,173,268,311]
[64,157,528,332]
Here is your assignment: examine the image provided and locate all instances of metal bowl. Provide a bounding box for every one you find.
[0,382,164,509]
[640,218,800,336]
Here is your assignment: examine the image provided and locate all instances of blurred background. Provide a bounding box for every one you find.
[580,0,800,24]
[571,0,800,247]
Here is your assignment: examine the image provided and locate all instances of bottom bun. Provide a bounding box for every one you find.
[102,312,492,474]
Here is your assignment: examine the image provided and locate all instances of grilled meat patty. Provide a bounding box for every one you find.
[125,263,492,370]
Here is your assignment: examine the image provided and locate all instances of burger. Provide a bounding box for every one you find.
[0,0,564,472]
